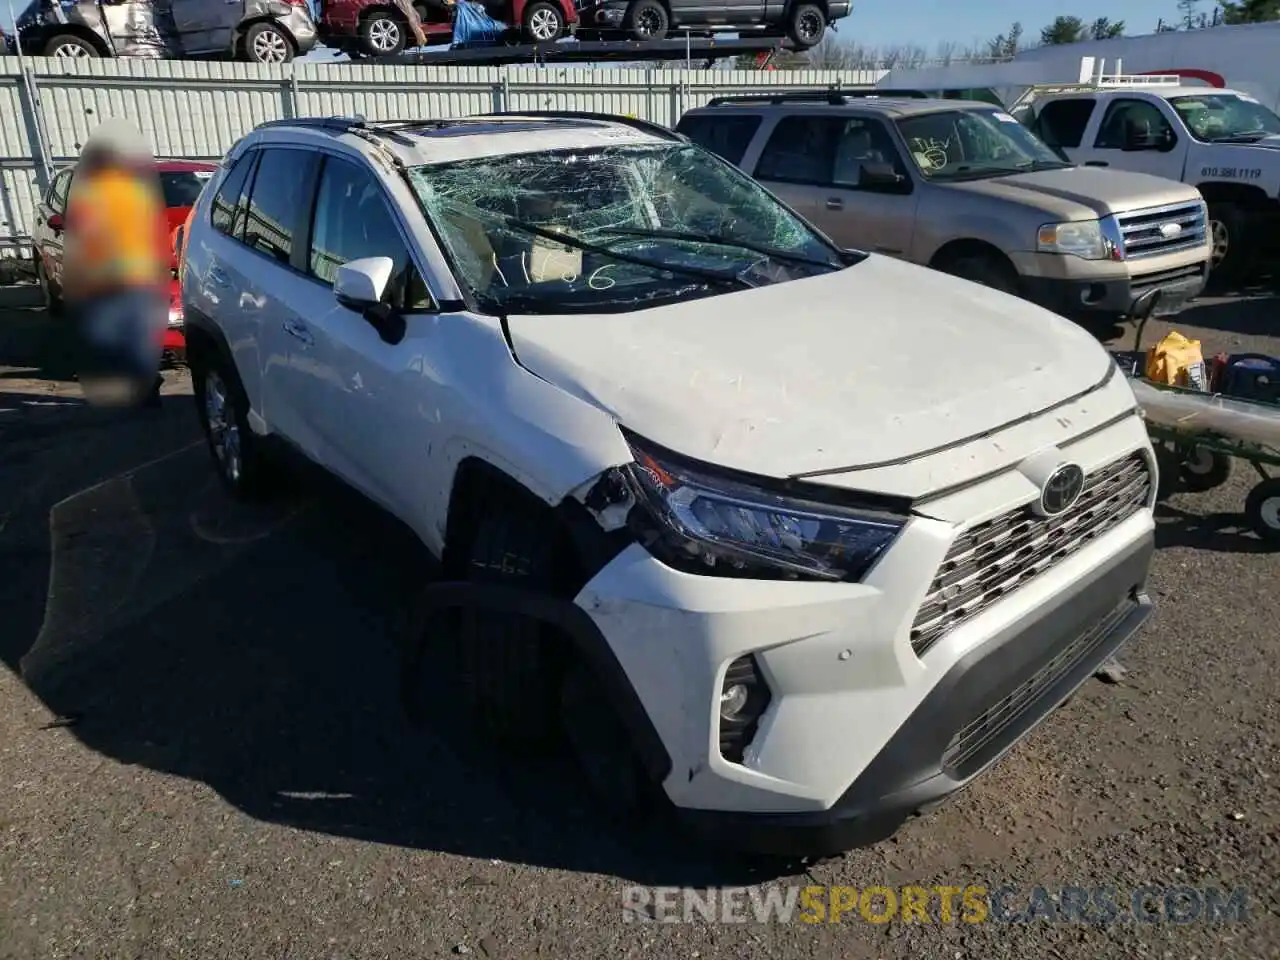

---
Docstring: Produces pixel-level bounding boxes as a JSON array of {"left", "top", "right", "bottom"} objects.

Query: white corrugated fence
[{"left": 0, "top": 56, "right": 887, "bottom": 255}]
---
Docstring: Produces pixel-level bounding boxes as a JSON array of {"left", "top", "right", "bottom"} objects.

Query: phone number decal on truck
[{"left": 1200, "top": 167, "right": 1264, "bottom": 180}]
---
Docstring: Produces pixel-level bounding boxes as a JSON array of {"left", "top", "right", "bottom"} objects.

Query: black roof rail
[
  {"left": 254, "top": 116, "right": 368, "bottom": 132},
  {"left": 472, "top": 110, "right": 686, "bottom": 142},
  {"left": 704, "top": 88, "right": 930, "bottom": 108}
]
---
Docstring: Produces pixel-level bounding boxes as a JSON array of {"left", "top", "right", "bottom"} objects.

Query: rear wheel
[
  {"left": 43, "top": 34, "right": 98, "bottom": 58},
  {"left": 623, "top": 0, "right": 668, "bottom": 40},
  {"left": 242, "top": 22, "right": 295, "bottom": 63},
  {"left": 35, "top": 257, "right": 63, "bottom": 317},
  {"left": 1244, "top": 478, "right": 1280, "bottom": 543},
  {"left": 359, "top": 11, "right": 408, "bottom": 55},
  {"left": 522, "top": 1, "right": 566, "bottom": 41},
  {"left": 786, "top": 2, "right": 826, "bottom": 48}
]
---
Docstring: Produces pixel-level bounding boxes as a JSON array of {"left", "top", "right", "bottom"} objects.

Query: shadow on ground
[
  {"left": 0, "top": 387, "right": 802, "bottom": 888},
  {"left": 1175, "top": 284, "right": 1279, "bottom": 338}
]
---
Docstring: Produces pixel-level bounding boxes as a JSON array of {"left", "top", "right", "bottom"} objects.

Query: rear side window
[
  {"left": 676, "top": 113, "right": 763, "bottom": 167},
  {"left": 1035, "top": 98, "right": 1096, "bottom": 149},
  {"left": 755, "top": 116, "right": 846, "bottom": 186},
  {"left": 210, "top": 151, "right": 257, "bottom": 238},
  {"left": 242, "top": 147, "right": 319, "bottom": 264}
]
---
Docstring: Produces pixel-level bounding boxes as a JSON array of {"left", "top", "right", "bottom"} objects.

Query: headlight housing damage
[{"left": 620, "top": 435, "right": 905, "bottom": 582}]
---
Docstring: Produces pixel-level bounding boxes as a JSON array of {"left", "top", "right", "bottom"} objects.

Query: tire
[
  {"left": 1205, "top": 202, "right": 1256, "bottom": 291},
  {"left": 939, "top": 253, "right": 1020, "bottom": 297},
  {"left": 786, "top": 2, "right": 826, "bottom": 48},
  {"left": 453, "top": 503, "right": 565, "bottom": 749},
  {"left": 192, "top": 355, "right": 278, "bottom": 500},
  {"left": 35, "top": 257, "right": 63, "bottom": 317},
  {"left": 242, "top": 22, "right": 295, "bottom": 63},
  {"left": 1244, "top": 478, "right": 1280, "bottom": 543},
  {"left": 559, "top": 658, "right": 655, "bottom": 821},
  {"left": 43, "top": 34, "right": 98, "bottom": 58},
  {"left": 522, "top": 0, "right": 566, "bottom": 42},
  {"left": 1178, "top": 446, "right": 1233, "bottom": 492},
  {"left": 358, "top": 11, "right": 408, "bottom": 56},
  {"left": 623, "top": 0, "right": 668, "bottom": 40}
]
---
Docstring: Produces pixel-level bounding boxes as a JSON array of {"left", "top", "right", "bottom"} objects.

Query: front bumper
[
  {"left": 1019, "top": 262, "right": 1208, "bottom": 320},
  {"left": 675, "top": 535, "right": 1153, "bottom": 856}
]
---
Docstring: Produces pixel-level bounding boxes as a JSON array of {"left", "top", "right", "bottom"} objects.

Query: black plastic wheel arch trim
[{"left": 399, "top": 580, "right": 673, "bottom": 785}]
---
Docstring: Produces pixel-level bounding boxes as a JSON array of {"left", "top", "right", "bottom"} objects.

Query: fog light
[{"left": 718, "top": 654, "right": 771, "bottom": 764}]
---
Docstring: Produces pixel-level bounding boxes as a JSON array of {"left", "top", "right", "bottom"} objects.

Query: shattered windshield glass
[{"left": 407, "top": 143, "right": 847, "bottom": 314}]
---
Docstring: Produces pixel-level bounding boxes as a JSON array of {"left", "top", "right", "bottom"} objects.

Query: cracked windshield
[
  {"left": 407, "top": 142, "right": 846, "bottom": 313},
  {"left": 1170, "top": 93, "right": 1280, "bottom": 142},
  {"left": 896, "top": 109, "right": 1072, "bottom": 180}
]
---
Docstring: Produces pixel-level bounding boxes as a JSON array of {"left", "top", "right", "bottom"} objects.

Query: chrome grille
[
  {"left": 1116, "top": 201, "right": 1207, "bottom": 260},
  {"left": 910, "top": 452, "right": 1151, "bottom": 658}
]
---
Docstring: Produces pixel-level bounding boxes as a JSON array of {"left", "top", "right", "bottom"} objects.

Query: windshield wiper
[
  {"left": 502, "top": 217, "right": 754, "bottom": 290},
  {"left": 1209, "top": 133, "right": 1270, "bottom": 143},
  {"left": 596, "top": 227, "right": 843, "bottom": 270}
]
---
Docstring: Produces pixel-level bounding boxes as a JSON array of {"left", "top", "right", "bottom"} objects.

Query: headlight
[
  {"left": 621, "top": 435, "right": 906, "bottom": 582},
  {"left": 1037, "top": 219, "right": 1108, "bottom": 259}
]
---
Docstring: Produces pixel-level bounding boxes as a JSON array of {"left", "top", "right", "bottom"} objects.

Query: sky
[{"left": 846, "top": 0, "right": 1184, "bottom": 52}]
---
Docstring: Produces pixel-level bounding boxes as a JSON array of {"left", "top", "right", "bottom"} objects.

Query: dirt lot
[{"left": 1, "top": 287, "right": 1278, "bottom": 960}]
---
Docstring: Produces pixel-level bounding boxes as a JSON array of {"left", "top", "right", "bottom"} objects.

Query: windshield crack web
[{"left": 408, "top": 144, "right": 825, "bottom": 312}]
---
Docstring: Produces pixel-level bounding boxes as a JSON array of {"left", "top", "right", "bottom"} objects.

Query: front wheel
[
  {"left": 193, "top": 359, "right": 279, "bottom": 500},
  {"left": 1206, "top": 202, "right": 1256, "bottom": 290},
  {"left": 1244, "top": 478, "right": 1280, "bottom": 543},
  {"left": 1178, "top": 446, "right": 1233, "bottom": 492},
  {"left": 939, "top": 254, "right": 1020, "bottom": 297},
  {"left": 522, "top": 1, "right": 566, "bottom": 41},
  {"left": 359, "top": 12, "right": 407, "bottom": 55},
  {"left": 43, "top": 34, "right": 98, "bottom": 58},
  {"left": 242, "top": 22, "right": 295, "bottom": 63},
  {"left": 786, "top": 2, "right": 826, "bottom": 48},
  {"left": 623, "top": 0, "right": 668, "bottom": 40}
]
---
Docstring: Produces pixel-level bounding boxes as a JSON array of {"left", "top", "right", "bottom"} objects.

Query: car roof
[
  {"left": 688, "top": 97, "right": 1000, "bottom": 119},
  {"left": 252, "top": 115, "right": 674, "bottom": 167},
  {"left": 1039, "top": 84, "right": 1247, "bottom": 100}
]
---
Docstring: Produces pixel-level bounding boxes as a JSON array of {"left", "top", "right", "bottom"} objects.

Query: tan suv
[{"left": 676, "top": 92, "right": 1212, "bottom": 322}]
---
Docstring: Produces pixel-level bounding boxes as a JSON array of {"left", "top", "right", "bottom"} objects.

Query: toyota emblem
[{"left": 1038, "top": 463, "right": 1086, "bottom": 516}]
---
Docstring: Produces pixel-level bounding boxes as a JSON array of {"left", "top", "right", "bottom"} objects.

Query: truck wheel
[
  {"left": 43, "top": 34, "right": 98, "bottom": 58},
  {"left": 522, "top": 1, "right": 565, "bottom": 41},
  {"left": 193, "top": 357, "right": 280, "bottom": 500},
  {"left": 243, "top": 22, "right": 295, "bottom": 63},
  {"left": 786, "top": 3, "right": 826, "bottom": 48},
  {"left": 1178, "top": 446, "right": 1233, "bottom": 492},
  {"left": 1206, "top": 202, "right": 1256, "bottom": 290},
  {"left": 1244, "top": 478, "right": 1280, "bottom": 543},
  {"left": 940, "top": 254, "right": 1020, "bottom": 297},
  {"left": 455, "top": 503, "right": 565, "bottom": 749},
  {"left": 623, "top": 0, "right": 668, "bottom": 40},
  {"left": 359, "top": 11, "right": 408, "bottom": 55},
  {"left": 35, "top": 257, "right": 63, "bottom": 316}
]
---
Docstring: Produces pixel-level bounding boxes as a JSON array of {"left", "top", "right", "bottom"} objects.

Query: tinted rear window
[
  {"left": 676, "top": 113, "right": 762, "bottom": 166},
  {"left": 160, "top": 170, "right": 214, "bottom": 208}
]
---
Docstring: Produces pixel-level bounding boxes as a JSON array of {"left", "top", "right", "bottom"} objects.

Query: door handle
[
  {"left": 207, "top": 266, "right": 230, "bottom": 286},
  {"left": 825, "top": 197, "right": 844, "bottom": 211},
  {"left": 1084, "top": 161, "right": 1109, "bottom": 167},
  {"left": 283, "top": 319, "right": 314, "bottom": 346}
]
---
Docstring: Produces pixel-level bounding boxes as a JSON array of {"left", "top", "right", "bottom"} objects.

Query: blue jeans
[{"left": 72, "top": 288, "right": 166, "bottom": 386}]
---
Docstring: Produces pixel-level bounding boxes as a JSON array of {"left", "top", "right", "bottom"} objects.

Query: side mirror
[
  {"left": 858, "top": 162, "right": 909, "bottom": 193},
  {"left": 334, "top": 256, "right": 405, "bottom": 345},
  {"left": 47, "top": 212, "right": 64, "bottom": 231}
]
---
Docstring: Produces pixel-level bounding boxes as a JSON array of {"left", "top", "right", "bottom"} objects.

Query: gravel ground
[{"left": 1, "top": 289, "right": 1278, "bottom": 960}]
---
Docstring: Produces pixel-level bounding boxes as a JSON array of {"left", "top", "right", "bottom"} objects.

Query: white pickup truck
[{"left": 1011, "top": 71, "right": 1280, "bottom": 286}]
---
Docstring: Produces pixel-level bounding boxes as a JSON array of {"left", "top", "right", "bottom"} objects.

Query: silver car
[{"left": 12, "top": 0, "right": 317, "bottom": 63}]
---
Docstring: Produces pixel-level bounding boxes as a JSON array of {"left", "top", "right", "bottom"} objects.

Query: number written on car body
[{"left": 1199, "top": 167, "right": 1264, "bottom": 180}]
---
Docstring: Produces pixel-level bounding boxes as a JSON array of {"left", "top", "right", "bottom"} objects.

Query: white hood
[{"left": 505, "top": 255, "right": 1113, "bottom": 480}]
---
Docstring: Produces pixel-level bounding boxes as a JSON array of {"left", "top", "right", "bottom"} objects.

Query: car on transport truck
[
  {"left": 677, "top": 92, "right": 1213, "bottom": 325},
  {"left": 179, "top": 111, "right": 1158, "bottom": 856}
]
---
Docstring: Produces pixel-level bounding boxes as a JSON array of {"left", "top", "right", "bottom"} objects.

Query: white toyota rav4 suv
[{"left": 181, "top": 112, "right": 1158, "bottom": 857}]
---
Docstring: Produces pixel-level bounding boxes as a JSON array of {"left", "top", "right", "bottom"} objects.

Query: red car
[
  {"left": 31, "top": 159, "right": 216, "bottom": 365},
  {"left": 317, "top": 0, "right": 577, "bottom": 57}
]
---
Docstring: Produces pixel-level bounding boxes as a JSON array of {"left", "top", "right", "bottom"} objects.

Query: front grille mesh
[
  {"left": 910, "top": 452, "right": 1151, "bottom": 658},
  {"left": 1117, "top": 201, "right": 1207, "bottom": 260}
]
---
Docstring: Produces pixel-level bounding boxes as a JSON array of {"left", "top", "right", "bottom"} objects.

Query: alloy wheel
[
  {"left": 1210, "top": 219, "right": 1229, "bottom": 268},
  {"left": 53, "top": 41, "right": 91, "bottom": 58},
  {"left": 528, "top": 8, "right": 560, "bottom": 39},
  {"left": 251, "top": 29, "right": 290, "bottom": 63},
  {"left": 797, "top": 8, "right": 823, "bottom": 42},
  {"left": 636, "top": 8, "right": 662, "bottom": 36},
  {"left": 369, "top": 17, "right": 402, "bottom": 51},
  {"left": 204, "top": 370, "right": 243, "bottom": 486}
]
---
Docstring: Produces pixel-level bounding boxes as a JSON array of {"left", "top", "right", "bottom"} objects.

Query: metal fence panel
[{"left": 0, "top": 56, "right": 887, "bottom": 250}]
